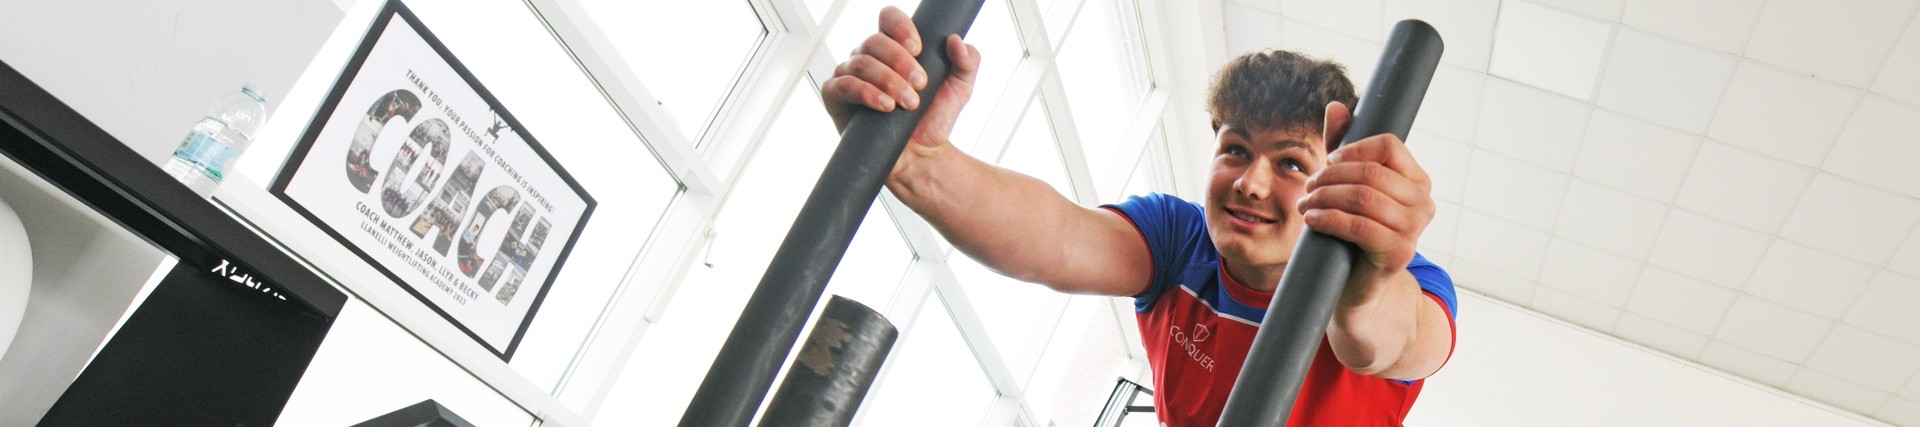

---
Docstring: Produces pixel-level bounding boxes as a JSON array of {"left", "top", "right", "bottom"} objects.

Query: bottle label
[{"left": 171, "top": 130, "right": 232, "bottom": 180}]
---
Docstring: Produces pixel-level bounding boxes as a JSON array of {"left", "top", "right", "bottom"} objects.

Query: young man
[{"left": 822, "top": 7, "right": 1456, "bottom": 426}]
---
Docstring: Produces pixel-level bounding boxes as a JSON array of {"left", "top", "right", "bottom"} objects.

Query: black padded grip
[{"left": 1216, "top": 19, "right": 1443, "bottom": 427}]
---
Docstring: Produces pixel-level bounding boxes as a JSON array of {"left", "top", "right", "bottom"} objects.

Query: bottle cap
[{"left": 240, "top": 83, "right": 267, "bottom": 103}]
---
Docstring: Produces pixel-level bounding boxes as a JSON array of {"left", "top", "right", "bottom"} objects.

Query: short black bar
[
  {"left": 677, "top": 2, "right": 986, "bottom": 426},
  {"left": 1215, "top": 19, "right": 1443, "bottom": 427},
  {"left": 759, "top": 296, "right": 899, "bottom": 426}
]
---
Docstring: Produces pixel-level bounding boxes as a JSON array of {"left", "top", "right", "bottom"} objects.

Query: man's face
[{"left": 1205, "top": 123, "right": 1329, "bottom": 272}]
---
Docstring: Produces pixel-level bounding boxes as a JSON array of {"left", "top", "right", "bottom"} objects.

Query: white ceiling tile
[
  {"left": 1573, "top": 110, "right": 1699, "bottom": 202},
  {"left": 1228, "top": 0, "right": 1282, "bottom": 13},
  {"left": 1780, "top": 174, "right": 1920, "bottom": 264},
  {"left": 1539, "top": 238, "right": 1642, "bottom": 306},
  {"left": 1223, "top": 1, "right": 1283, "bottom": 55},
  {"left": 1279, "top": 0, "right": 1382, "bottom": 42},
  {"left": 1420, "top": 200, "right": 1462, "bottom": 254},
  {"left": 1278, "top": 18, "right": 1384, "bottom": 92},
  {"left": 1906, "top": 375, "right": 1920, "bottom": 402},
  {"left": 1823, "top": 97, "right": 1920, "bottom": 199},
  {"left": 1455, "top": 209, "right": 1552, "bottom": 280},
  {"left": 1699, "top": 340, "right": 1798, "bottom": 387},
  {"left": 1529, "top": 285, "right": 1621, "bottom": 331},
  {"left": 1844, "top": 272, "right": 1920, "bottom": 346},
  {"left": 1488, "top": 1, "right": 1613, "bottom": 100},
  {"left": 1526, "top": 0, "right": 1626, "bottom": 21},
  {"left": 1411, "top": 64, "right": 1486, "bottom": 142},
  {"left": 1613, "top": 312, "right": 1710, "bottom": 359},
  {"left": 1620, "top": 0, "right": 1767, "bottom": 54},
  {"left": 1785, "top": 369, "right": 1894, "bottom": 416},
  {"left": 1407, "top": 131, "right": 1472, "bottom": 203},
  {"left": 1464, "top": 149, "right": 1570, "bottom": 231},
  {"left": 1555, "top": 179, "right": 1668, "bottom": 258},
  {"left": 1626, "top": 267, "right": 1737, "bottom": 335},
  {"left": 1876, "top": 398, "right": 1920, "bottom": 427},
  {"left": 1674, "top": 142, "right": 1816, "bottom": 232},
  {"left": 1595, "top": 29, "right": 1738, "bottom": 133},
  {"left": 1647, "top": 210, "right": 1772, "bottom": 288},
  {"left": 1892, "top": 231, "right": 1920, "bottom": 283},
  {"left": 1474, "top": 78, "right": 1591, "bottom": 171},
  {"left": 1707, "top": 63, "right": 1862, "bottom": 167},
  {"left": 1383, "top": 0, "right": 1500, "bottom": 71},
  {"left": 1873, "top": 15, "right": 1920, "bottom": 105},
  {"left": 1450, "top": 259, "right": 1537, "bottom": 305},
  {"left": 1746, "top": 240, "right": 1876, "bottom": 318},
  {"left": 1806, "top": 325, "right": 1920, "bottom": 392},
  {"left": 1714, "top": 296, "right": 1835, "bottom": 362},
  {"left": 1743, "top": 0, "right": 1919, "bottom": 88}
]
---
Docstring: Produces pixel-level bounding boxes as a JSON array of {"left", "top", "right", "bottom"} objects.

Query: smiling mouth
[{"left": 1228, "top": 210, "right": 1276, "bottom": 224}]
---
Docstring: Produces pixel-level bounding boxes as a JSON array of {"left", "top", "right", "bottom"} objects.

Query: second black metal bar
[
  {"left": 1215, "top": 19, "right": 1444, "bottom": 427},
  {"left": 758, "top": 296, "right": 898, "bottom": 426},
  {"left": 678, "top": 2, "right": 986, "bottom": 426}
]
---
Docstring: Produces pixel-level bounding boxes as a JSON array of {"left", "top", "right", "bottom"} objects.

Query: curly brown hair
[{"left": 1207, "top": 50, "right": 1358, "bottom": 141}]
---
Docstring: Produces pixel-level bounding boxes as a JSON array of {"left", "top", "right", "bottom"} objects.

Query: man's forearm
[{"left": 886, "top": 137, "right": 1145, "bottom": 295}]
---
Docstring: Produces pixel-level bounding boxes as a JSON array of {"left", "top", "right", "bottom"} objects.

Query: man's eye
[
  {"left": 1282, "top": 158, "right": 1305, "bottom": 172},
  {"left": 1223, "top": 146, "right": 1249, "bottom": 158}
]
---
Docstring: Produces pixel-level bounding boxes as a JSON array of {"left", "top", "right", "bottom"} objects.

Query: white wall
[
  {"left": 0, "top": 0, "right": 340, "bottom": 165},
  {"left": 1407, "top": 291, "right": 1885, "bottom": 426}
]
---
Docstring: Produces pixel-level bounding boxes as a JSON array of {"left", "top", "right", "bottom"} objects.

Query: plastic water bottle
[{"left": 163, "top": 84, "right": 268, "bottom": 197}]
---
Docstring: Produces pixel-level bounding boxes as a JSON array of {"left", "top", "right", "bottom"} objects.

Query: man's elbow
[{"left": 1332, "top": 345, "right": 1397, "bottom": 377}]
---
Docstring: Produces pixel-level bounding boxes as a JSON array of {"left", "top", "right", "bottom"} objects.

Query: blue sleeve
[
  {"left": 1100, "top": 193, "right": 1208, "bottom": 313},
  {"left": 1408, "top": 252, "right": 1457, "bottom": 319}
]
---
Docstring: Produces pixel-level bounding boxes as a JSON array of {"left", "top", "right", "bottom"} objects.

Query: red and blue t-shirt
[{"left": 1105, "top": 193, "right": 1458, "bottom": 427}]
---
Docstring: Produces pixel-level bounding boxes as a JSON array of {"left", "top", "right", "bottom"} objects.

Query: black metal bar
[
  {"left": 678, "top": 2, "right": 986, "bottom": 425},
  {"left": 1215, "top": 19, "right": 1443, "bottom": 427},
  {"left": 758, "top": 296, "right": 899, "bottom": 426}
]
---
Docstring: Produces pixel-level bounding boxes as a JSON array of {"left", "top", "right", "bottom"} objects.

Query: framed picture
[{"left": 272, "top": 0, "right": 594, "bottom": 360}]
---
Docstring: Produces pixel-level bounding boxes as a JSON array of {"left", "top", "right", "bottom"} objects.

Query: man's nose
[{"left": 1234, "top": 162, "right": 1272, "bottom": 200}]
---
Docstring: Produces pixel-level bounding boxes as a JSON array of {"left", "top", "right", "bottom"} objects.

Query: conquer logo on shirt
[{"left": 1170, "top": 323, "right": 1216, "bottom": 372}]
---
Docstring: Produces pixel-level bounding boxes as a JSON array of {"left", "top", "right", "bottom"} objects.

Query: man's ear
[{"left": 1322, "top": 101, "right": 1352, "bottom": 152}]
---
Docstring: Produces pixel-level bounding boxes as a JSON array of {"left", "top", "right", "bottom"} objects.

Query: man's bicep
[{"left": 1038, "top": 207, "right": 1154, "bottom": 297}]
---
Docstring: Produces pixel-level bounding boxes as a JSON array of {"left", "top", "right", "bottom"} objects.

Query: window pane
[
  {"left": 857, "top": 291, "right": 999, "bottom": 425},
  {"left": 579, "top": 0, "right": 763, "bottom": 141},
  {"left": 994, "top": 97, "right": 1075, "bottom": 197},
  {"left": 1056, "top": 0, "right": 1150, "bottom": 199},
  {"left": 391, "top": 0, "right": 682, "bottom": 399},
  {"left": 828, "top": 0, "right": 921, "bottom": 60},
  {"left": 951, "top": 254, "right": 1070, "bottom": 386},
  {"left": 1113, "top": 124, "right": 1165, "bottom": 202},
  {"left": 595, "top": 82, "right": 911, "bottom": 425},
  {"left": 1024, "top": 296, "right": 1134, "bottom": 426},
  {"left": 949, "top": 0, "right": 1025, "bottom": 148},
  {"left": 1043, "top": 0, "right": 1083, "bottom": 48},
  {"left": 806, "top": 0, "right": 833, "bottom": 24}
]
